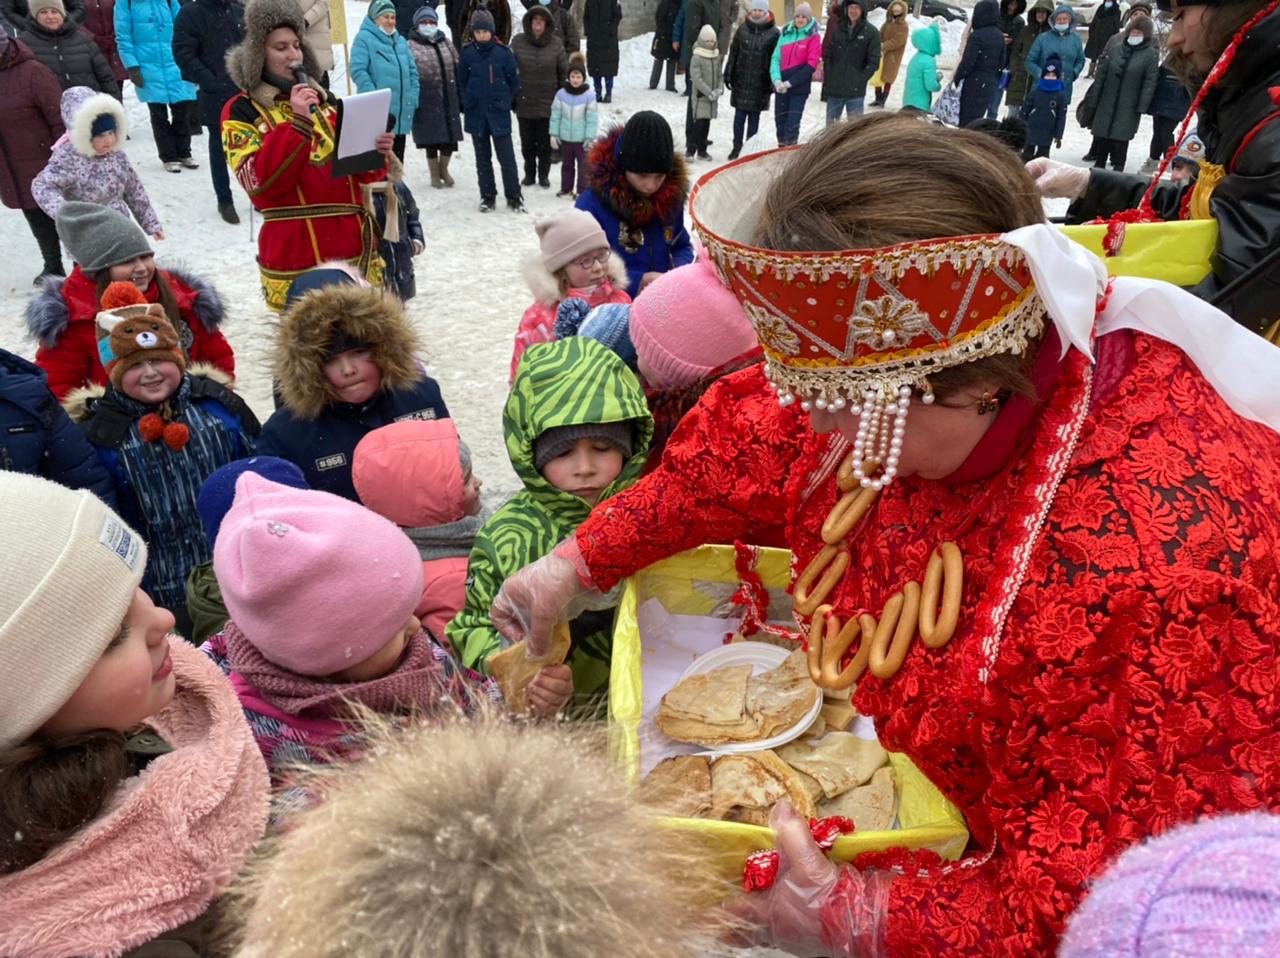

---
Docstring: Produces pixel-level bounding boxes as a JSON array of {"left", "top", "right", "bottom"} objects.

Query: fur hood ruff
[
  {"left": 64, "top": 88, "right": 128, "bottom": 158},
  {"left": 586, "top": 126, "right": 690, "bottom": 230},
  {"left": 273, "top": 284, "right": 423, "bottom": 419},
  {"left": 521, "top": 251, "right": 629, "bottom": 305},
  {"left": 62, "top": 363, "right": 235, "bottom": 423}
]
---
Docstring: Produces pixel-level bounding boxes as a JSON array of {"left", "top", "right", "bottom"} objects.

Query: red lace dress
[{"left": 576, "top": 331, "right": 1280, "bottom": 955}]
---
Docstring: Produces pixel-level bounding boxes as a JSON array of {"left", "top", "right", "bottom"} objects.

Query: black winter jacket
[
  {"left": 726, "top": 14, "right": 779, "bottom": 112},
  {"left": 375, "top": 181, "right": 423, "bottom": 302},
  {"left": 955, "top": 0, "right": 1005, "bottom": 126},
  {"left": 18, "top": 19, "right": 117, "bottom": 93},
  {"left": 0, "top": 348, "right": 116, "bottom": 507},
  {"left": 1085, "top": 0, "right": 1122, "bottom": 59},
  {"left": 171, "top": 0, "right": 244, "bottom": 127},
  {"left": 1, "top": 0, "right": 84, "bottom": 32},
  {"left": 583, "top": 0, "right": 620, "bottom": 77},
  {"left": 1069, "top": 9, "right": 1280, "bottom": 335},
  {"left": 822, "top": 0, "right": 880, "bottom": 100},
  {"left": 511, "top": 5, "right": 566, "bottom": 119},
  {"left": 1088, "top": 31, "right": 1157, "bottom": 142},
  {"left": 652, "top": 0, "right": 680, "bottom": 61}
]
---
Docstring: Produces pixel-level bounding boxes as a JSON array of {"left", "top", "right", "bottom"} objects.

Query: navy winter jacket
[
  {"left": 457, "top": 38, "right": 519, "bottom": 137},
  {"left": 256, "top": 376, "right": 450, "bottom": 501},
  {"left": 0, "top": 347, "right": 116, "bottom": 507},
  {"left": 375, "top": 180, "right": 424, "bottom": 302}
]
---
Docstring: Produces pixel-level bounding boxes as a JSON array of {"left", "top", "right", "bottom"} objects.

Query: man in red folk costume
[{"left": 490, "top": 114, "right": 1280, "bottom": 956}]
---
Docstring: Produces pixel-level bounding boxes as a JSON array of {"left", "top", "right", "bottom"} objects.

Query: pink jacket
[
  {"left": 352, "top": 418, "right": 483, "bottom": 640},
  {"left": 0, "top": 639, "right": 269, "bottom": 958},
  {"left": 775, "top": 29, "right": 823, "bottom": 77},
  {"left": 509, "top": 251, "right": 631, "bottom": 384}
]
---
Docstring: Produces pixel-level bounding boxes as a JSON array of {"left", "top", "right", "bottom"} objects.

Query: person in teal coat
[
  {"left": 113, "top": 0, "right": 198, "bottom": 171},
  {"left": 1025, "top": 4, "right": 1084, "bottom": 103},
  {"left": 351, "top": 0, "right": 421, "bottom": 160},
  {"left": 901, "top": 22, "right": 941, "bottom": 112}
]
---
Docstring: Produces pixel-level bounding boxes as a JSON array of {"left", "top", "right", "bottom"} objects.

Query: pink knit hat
[
  {"left": 213, "top": 474, "right": 424, "bottom": 676},
  {"left": 629, "top": 254, "right": 759, "bottom": 390},
  {"left": 536, "top": 209, "right": 608, "bottom": 273}
]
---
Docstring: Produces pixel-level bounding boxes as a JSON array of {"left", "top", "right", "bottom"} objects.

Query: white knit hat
[{"left": 0, "top": 473, "right": 146, "bottom": 750}]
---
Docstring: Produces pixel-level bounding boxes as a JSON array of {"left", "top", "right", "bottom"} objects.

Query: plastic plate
[{"left": 670, "top": 642, "right": 823, "bottom": 756}]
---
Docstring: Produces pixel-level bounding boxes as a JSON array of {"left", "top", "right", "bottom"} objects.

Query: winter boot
[
  {"left": 522, "top": 159, "right": 536, "bottom": 187},
  {"left": 428, "top": 157, "right": 444, "bottom": 188},
  {"left": 728, "top": 145, "right": 742, "bottom": 160},
  {"left": 507, "top": 194, "right": 526, "bottom": 212},
  {"left": 439, "top": 153, "right": 456, "bottom": 187},
  {"left": 218, "top": 203, "right": 240, "bottom": 225},
  {"left": 872, "top": 87, "right": 887, "bottom": 108},
  {"left": 479, "top": 195, "right": 497, "bottom": 212}
]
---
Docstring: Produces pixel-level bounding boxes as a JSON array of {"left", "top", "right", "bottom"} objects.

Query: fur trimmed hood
[
  {"left": 521, "top": 251, "right": 629, "bottom": 305},
  {"left": 61, "top": 364, "right": 237, "bottom": 423},
  {"left": 273, "top": 284, "right": 423, "bottom": 419},
  {"left": 62, "top": 87, "right": 127, "bottom": 158},
  {"left": 26, "top": 264, "right": 226, "bottom": 348},
  {"left": 585, "top": 126, "right": 689, "bottom": 230},
  {"left": 229, "top": 711, "right": 721, "bottom": 958},
  {"left": 225, "top": 0, "right": 326, "bottom": 109}
]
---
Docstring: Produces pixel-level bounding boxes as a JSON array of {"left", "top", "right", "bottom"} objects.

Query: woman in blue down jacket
[{"left": 351, "top": 0, "right": 420, "bottom": 162}]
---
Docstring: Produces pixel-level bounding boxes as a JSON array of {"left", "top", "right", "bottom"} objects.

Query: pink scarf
[
  {"left": 223, "top": 621, "right": 465, "bottom": 718},
  {"left": 0, "top": 639, "right": 269, "bottom": 958}
]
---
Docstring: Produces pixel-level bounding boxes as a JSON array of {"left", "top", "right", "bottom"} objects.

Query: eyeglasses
[{"left": 572, "top": 250, "right": 611, "bottom": 270}]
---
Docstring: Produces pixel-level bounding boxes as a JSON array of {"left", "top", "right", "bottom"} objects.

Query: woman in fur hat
[
  {"left": 490, "top": 113, "right": 1280, "bottom": 953},
  {"left": 0, "top": 472, "right": 269, "bottom": 958},
  {"left": 220, "top": 0, "right": 397, "bottom": 311},
  {"left": 256, "top": 269, "right": 451, "bottom": 501}
]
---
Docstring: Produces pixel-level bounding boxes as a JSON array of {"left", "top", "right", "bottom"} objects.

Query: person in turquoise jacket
[
  {"left": 901, "top": 22, "right": 941, "bottom": 112},
  {"left": 351, "top": 0, "right": 421, "bottom": 161},
  {"left": 113, "top": 0, "right": 198, "bottom": 172},
  {"left": 1025, "top": 4, "right": 1084, "bottom": 103}
]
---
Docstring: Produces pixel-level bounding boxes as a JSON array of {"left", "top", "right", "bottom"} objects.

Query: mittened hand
[{"left": 1025, "top": 157, "right": 1091, "bottom": 199}]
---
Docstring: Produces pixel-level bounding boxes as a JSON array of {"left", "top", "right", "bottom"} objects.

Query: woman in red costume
[{"left": 491, "top": 113, "right": 1280, "bottom": 955}]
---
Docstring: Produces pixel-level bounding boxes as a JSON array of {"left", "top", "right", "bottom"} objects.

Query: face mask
[
  {"left": 418, "top": 22, "right": 436, "bottom": 35},
  {"left": 380, "top": 23, "right": 396, "bottom": 35},
  {"left": 1052, "top": 21, "right": 1070, "bottom": 32},
  {"left": 1127, "top": 34, "right": 1143, "bottom": 44}
]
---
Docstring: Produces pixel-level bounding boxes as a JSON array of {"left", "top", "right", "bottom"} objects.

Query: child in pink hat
[
  {"left": 627, "top": 253, "right": 761, "bottom": 462},
  {"left": 203, "top": 473, "right": 479, "bottom": 776}
]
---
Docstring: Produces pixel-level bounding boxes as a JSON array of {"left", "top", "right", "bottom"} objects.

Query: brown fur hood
[
  {"left": 273, "top": 284, "right": 423, "bottom": 419},
  {"left": 227, "top": 710, "right": 727, "bottom": 958}
]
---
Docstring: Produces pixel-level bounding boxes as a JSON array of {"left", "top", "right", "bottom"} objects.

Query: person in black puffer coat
[
  {"left": 954, "top": 0, "right": 1005, "bottom": 127},
  {"left": 511, "top": 3, "right": 566, "bottom": 189},
  {"left": 725, "top": 0, "right": 778, "bottom": 158},
  {"left": 1082, "top": 14, "right": 1158, "bottom": 171},
  {"left": 1084, "top": 0, "right": 1122, "bottom": 76},
  {"left": 0, "top": 347, "right": 116, "bottom": 507},
  {"left": 821, "top": 0, "right": 880, "bottom": 123},
  {"left": 1035, "top": 0, "right": 1280, "bottom": 339},
  {"left": 18, "top": 1, "right": 117, "bottom": 94},
  {"left": 583, "top": 0, "right": 620, "bottom": 102},
  {"left": 172, "top": 0, "right": 245, "bottom": 224},
  {"left": 989, "top": 0, "right": 1026, "bottom": 117},
  {"left": 650, "top": 0, "right": 680, "bottom": 91},
  {"left": 1, "top": 0, "right": 83, "bottom": 31}
]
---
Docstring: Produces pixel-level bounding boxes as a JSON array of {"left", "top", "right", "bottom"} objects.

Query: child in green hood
[{"left": 447, "top": 337, "right": 652, "bottom": 716}]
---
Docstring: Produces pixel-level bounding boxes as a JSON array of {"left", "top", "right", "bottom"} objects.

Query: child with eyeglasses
[{"left": 510, "top": 209, "right": 631, "bottom": 385}]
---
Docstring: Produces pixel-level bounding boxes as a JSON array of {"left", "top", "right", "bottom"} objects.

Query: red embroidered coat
[{"left": 576, "top": 331, "right": 1280, "bottom": 955}]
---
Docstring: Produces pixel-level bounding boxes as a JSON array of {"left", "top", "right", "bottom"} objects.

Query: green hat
[{"left": 369, "top": 0, "right": 396, "bottom": 19}]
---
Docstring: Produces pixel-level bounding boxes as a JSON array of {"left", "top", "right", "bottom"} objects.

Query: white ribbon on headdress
[{"left": 1002, "top": 223, "right": 1280, "bottom": 433}]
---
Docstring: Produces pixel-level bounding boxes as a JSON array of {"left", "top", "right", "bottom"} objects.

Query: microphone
[{"left": 290, "top": 63, "right": 317, "bottom": 114}]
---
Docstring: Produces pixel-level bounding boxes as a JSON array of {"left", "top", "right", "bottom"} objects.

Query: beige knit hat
[
  {"left": 535, "top": 209, "right": 608, "bottom": 273},
  {"left": 0, "top": 473, "right": 147, "bottom": 751}
]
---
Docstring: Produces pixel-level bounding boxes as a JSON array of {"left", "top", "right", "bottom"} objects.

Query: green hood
[
  {"left": 912, "top": 23, "right": 942, "bottom": 56},
  {"left": 504, "top": 337, "right": 654, "bottom": 526},
  {"left": 780, "top": 17, "right": 818, "bottom": 42}
]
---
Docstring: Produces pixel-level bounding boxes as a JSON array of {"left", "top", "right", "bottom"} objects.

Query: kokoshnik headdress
[{"left": 688, "top": 148, "right": 1280, "bottom": 488}]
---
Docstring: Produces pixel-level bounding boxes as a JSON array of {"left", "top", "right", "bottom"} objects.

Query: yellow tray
[{"left": 608, "top": 545, "right": 969, "bottom": 873}]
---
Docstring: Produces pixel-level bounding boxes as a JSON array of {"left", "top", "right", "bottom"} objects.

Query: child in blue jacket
[
  {"left": 575, "top": 111, "right": 693, "bottom": 293},
  {"left": 1020, "top": 54, "right": 1067, "bottom": 160}
]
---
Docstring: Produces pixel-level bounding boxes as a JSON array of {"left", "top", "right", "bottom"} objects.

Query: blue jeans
[
  {"left": 733, "top": 109, "right": 760, "bottom": 148},
  {"left": 593, "top": 75, "right": 614, "bottom": 98},
  {"left": 986, "top": 83, "right": 1004, "bottom": 119},
  {"left": 825, "top": 96, "right": 864, "bottom": 125},
  {"left": 471, "top": 131, "right": 521, "bottom": 201},
  {"left": 207, "top": 124, "right": 232, "bottom": 206},
  {"left": 774, "top": 90, "right": 807, "bottom": 145}
]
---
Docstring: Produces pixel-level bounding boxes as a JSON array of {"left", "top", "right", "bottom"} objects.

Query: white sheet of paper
[{"left": 336, "top": 89, "right": 392, "bottom": 159}]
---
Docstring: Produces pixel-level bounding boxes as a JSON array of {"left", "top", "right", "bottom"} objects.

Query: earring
[{"left": 976, "top": 391, "right": 1000, "bottom": 415}]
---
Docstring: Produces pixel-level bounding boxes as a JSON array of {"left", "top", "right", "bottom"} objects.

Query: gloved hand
[
  {"left": 726, "top": 803, "right": 893, "bottom": 957},
  {"left": 490, "top": 537, "right": 595, "bottom": 658},
  {"left": 774, "top": 80, "right": 790, "bottom": 93},
  {"left": 550, "top": 136, "right": 560, "bottom": 149},
  {"left": 710, "top": 87, "right": 722, "bottom": 100},
  {"left": 1025, "top": 156, "right": 1091, "bottom": 200},
  {"left": 127, "top": 66, "right": 144, "bottom": 88}
]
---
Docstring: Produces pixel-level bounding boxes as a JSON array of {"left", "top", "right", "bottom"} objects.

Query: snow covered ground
[{"left": 0, "top": 3, "right": 1138, "bottom": 509}]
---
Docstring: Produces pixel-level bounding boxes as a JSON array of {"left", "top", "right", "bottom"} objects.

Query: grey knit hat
[
  {"left": 458, "top": 437, "right": 472, "bottom": 477},
  {"left": 534, "top": 422, "right": 633, "bottom": 473},
  {"left": 470, "top": 2, "right": 496, "bottom": 32},
  {"left": 55, "top": 202, "right": 152, "bottom": 274}
]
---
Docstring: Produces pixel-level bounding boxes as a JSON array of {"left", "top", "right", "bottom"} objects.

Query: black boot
[{"left": 728, "top": 144, "right": 742, "bottom": 160}]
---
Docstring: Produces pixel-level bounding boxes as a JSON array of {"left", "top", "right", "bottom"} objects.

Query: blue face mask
[
  {"left": 1052, "top": 20, "right": 1070, "bottom": 32},
  {"left": 1126, "top": 34, "right": 1143, "bottom": 44},
  {"left": 418, "top": 22, "right": 436, "bottom": 35}
]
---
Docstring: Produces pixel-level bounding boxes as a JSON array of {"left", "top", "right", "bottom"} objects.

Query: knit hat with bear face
[{"left": 95, "top": 281, "right": 186, "bottom": 392}]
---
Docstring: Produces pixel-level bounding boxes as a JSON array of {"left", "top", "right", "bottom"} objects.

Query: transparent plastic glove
[
  {"left": 726, "top": 803, "right": 892, "bottom": 957},
  {"left": 490, "top": 537, "right": 597, "bottom": 658},
  {"left": 1025, "top": 156, "right": 1091, "bottom": 200}
]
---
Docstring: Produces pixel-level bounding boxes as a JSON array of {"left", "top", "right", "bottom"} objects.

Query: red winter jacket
[
  {"left": 26, "top": 264, "right": 235, "bottom": 401},
  {"left": 575, "top": 331, "right": 1280, "bottom": 955}
]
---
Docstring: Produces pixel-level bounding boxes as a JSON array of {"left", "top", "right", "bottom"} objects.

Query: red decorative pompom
[
  {"left": 162, "top": 422, "right": 190, "bottom": 451},
  {"left": 138, "top": 412, "right": 166, "bottom": 442},
  {"left": 742, "top": 849, "right": 780, "bottom": 891},
  {"left": 100, "top": 281, "right": 148, "bottom": 310},
  {"left": 1270, "top": 86, "right": 1280, "bottom": 106},
  {"left": 809, "top": 815, "right": 856, "bottom": 851}
]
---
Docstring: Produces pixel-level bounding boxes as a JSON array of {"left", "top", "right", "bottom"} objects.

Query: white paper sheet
[{"left": 335, "top": 88, "right": 392, "bottom": 159}]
